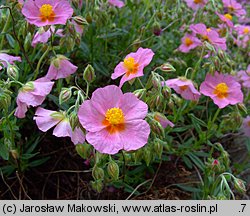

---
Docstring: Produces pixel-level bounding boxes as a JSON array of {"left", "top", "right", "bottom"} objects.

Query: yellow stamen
[
  {"left": 180, "top": 85, "right": 188, "bottom": 91},
  {"left": 224, "top": 13, "right": 232, "bottom": 20},
  {"left": 213, "top": 83, "right": 229, "bottom": 99},
  {"left": 123, "top": 57, "right": 139, "bottom": 76},
  {"left": 248, "top": 121, "right": 250, "bottom": 127},
  {"left": 185, "top": 37, "right": 193, "bottom": 46},
  {"left": 243, "top": 27, "right": 249, "bottom": 34},
  {"left": 39, "top": 4, "right": 55, "bottom": 22},
  {"left": 103, "top": 108, "right": 125, "bottom": 134}
]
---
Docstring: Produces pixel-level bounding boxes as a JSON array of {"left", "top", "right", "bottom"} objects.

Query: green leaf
[
  {"left": 0, "top": 141, "right": 9, "bottom": 160},
  {"left": 187, "top": 152, "right": 205, "bottom": 171},
  {"left": 176, "top": 184, "right": 201, "bottom": 193},
  {"left": 182, "top": 156, "right": 193, "bottom": 169}
]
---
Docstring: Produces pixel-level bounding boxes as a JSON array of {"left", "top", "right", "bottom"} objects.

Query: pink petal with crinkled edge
[
  {"left": 91, "top": 85, "right": 123, "bottom": 115},
  {"left": 118, "top": 92, "right": 148, "bottom": 121},
  {"left": 14, "top": 98, "right": 28, "bottom": 118},
  {"left": 70, "top": 127, "right": 85, "bottom": 145},
  {"left": 17, "top": 91, "right": 45, "bottom": 106},
  {"left": 32, "top": 28, "right": 52, "bottom": 47},
  {"left": 33, "top": 107, "right": 60, "bottom": 132},
  {"left": 32, "top": 78, "right": 54, "bottom": 96},
  {"left": 54, "top": 59, "right": 78, "bottom": 79},
  {"left": 78, "top": 100, "right": 106, "bottom": 132},
  {"left": 86, "top": 129, "right": 122, "bottom": 154},
  {"left": 120, "top": 120, "right": 150, "bottom": 152},
  {"left": 111, "top": 62, "right": 126, "bottom": 80},
  {"left": 53, "top": 120, "right": 71, "bottom": 137},
  {"left": 108, "top": 0, "right": 125, "bottom": 8}
]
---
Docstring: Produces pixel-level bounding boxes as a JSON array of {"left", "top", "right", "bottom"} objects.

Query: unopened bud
[
  {"left": 83, "top": 64, "right": 95, "bottom": 83},
  {"left": 73, "top": 16, "right": 88, "bottom": 26},
  {"left": 10, "top": 149, "right": 19, "bottom": 160},
  {"left": 160, "top": 63, "right": 176, "bottom": 72},
  {"left": 69, "top": 111, "right": 79, "bottom": 131},
  {"left": 152, "top": 21, "right": 162, "bottom": 36},
  {"left": 154, "top": 141, "right": 163, "bottom": 158},
  {"left": 92, "top": 165, "right": 104, "bottom": 180},
  {"left": 59, "top": 88, "right": 72, "bottom": 104},
  {"left": 162, "top": 85, "right": 171, "bottom": 98},
  {"left": 237, "top": 103, "right": 248, "bottom": 114},
  {"left": 133, "top": 88, "right": 146, "bottom": 99},
  {"left": 86, "top": 13, "right": 92, "bottom": 24},
  {"left": 143, "top": 149, "right": 151, "bottom": 166},
  {"left": 107, "top": 160, "right": 119, "bottom": 181},
  {"left": 234, "top": 178, "right": 246, "bottom": 193},
  {"left": 7, "top": 65, "right": 19, "bottom": 80}
]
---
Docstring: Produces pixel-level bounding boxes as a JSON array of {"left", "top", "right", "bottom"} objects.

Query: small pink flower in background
[
  {"left": 0, "top": 53, "right": 21, "bottom": 70},
  {"left": 153, "top": 112, "right": 174, "bottom": 128},
  {"left": 34, "top": 107, "right": 85, "bottom": 144},
  {"left": 78, "top": 85, "right": 150, "bottom": 154},
  {"left": 235, "top": 25, "right": 250, "bottom": 36},
  {"left": 179, "top": 33, "right": 202, "bottom": 53},
  {"left": 22, "top": 0, "right": 73, "bottom": 27},
  {"left": 184, "top": 0, "right": 208, "bottom": 10},
  {"left": 200, "top": 72, "right": 243, "bottom": 109},
  {"left": 32, "top": 26, "right": 63, "bottom": 47},
  {"left": 222, "top": 0, "right": 246, "bottom": 17},
  {"left": 242, "top": 116, "right": 250, "bottom": 137},
  {"left": 190, "top": 23, "right": 227, "bottom": 50},
  {"left": 237, "top": 65, "right": 250, "bottom": 88},
  {"left": 108, "top": 0, "right": 125, "bottom": 8},
  {"left": 163, "top": 77, "right": 201, "bottom": 101},
  {"left": 14, "top": 78, "right": 54, "bottom": 118},
  {"left": 45, "top": 55, "right": 78, "bottom": 80},
  {"left": 111, "top": 47, "right": 154, "bottom": 88},
  {"left": 216, "top": 12, "right": 234, "bottom": 28}
]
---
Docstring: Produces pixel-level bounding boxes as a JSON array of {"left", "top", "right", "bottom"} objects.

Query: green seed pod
[
  {"left": 92, "top": 165, "right": 105, "bottom": 180},
  {"left": 83, "top": 64, "right": 96, "bottom": 83},
  {"left": 154, "top": 141, "right": 163, "bottom": 158},
  {"left": 69, "top": 112, "right": 79, "bottom": 131},
  {"left": 75, "top": 143, "right": 91, "bottom": 160},
  {"left": 143, "top": 148, "right": 152, "bottom": 166},
  {"left": 133, "top": 88, "right": 146, "bottom": 99},
  {"left": 107, "top": 160, "right": 119, "bottom": 181},
  {"left": 90, "top": 180, "right": 103, "bottom": 193},
  {"left": 73, "top": 16, "right": 89, "bottom": 26},
  {"left": 160, "top": 63, "right": 176, "bottom": 72}
]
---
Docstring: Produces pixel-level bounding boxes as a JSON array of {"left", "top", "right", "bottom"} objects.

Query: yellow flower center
[
  {"left": 243, "top": 27, "right": 249, "bottom": 34},
  {"left": 103, "top": 108, "right": 125, "bottom": 134},
  {"left": 224, "top": 13, "right": 232, "bottom": 20},
  {"left": 124, "top": 57, "right": 139, "bottom": 76},
  {"left": 39, "top": 4, "right": 55, "bottom": 22},
  {"left": 185, "top": 37, "right": 193, "bottom": 46},
  {"left": 213, "top": 82, "right": 229, "bottom": 99},
  {"left": 105, "top": 108, "right": 124, "bottom": 125},
  {"left": 194, "top": 0, "right": 203, "bottom": 4}
]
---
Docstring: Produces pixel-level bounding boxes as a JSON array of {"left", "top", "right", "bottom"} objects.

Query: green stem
[
  {"left": 137, "top": 78, "right": 145, "bottom": 88},
  {"left": 0, "top": 11, "right": 11, "bottom": 49},
  {"left": 34, "top": 47, "right": 50, "bottom": 80},
  {"left": 191, "top": 46, "right": 205, "bottom": 80},
  {"left": 86, "top": 82, "right": 90, "bottom": 98}
]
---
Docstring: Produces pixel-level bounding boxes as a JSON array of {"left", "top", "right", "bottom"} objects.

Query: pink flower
[
  {"left": 22, "top": 0, "right": 73, "bottom": 27},
  {"left": 14, "top": 78, "right": 54, "bottom": 118},
  {"left": 242, "top": 116, "right": 250, "bottom": 137},
  {"left": 222, "top": 0, "right": 246, "bottom": 17},
  {"left": 34, "top": 107, "right": 85, "bottom": 144},
  {"left": 190, "top": 23, "right": 227, "bottom": 50},
  {"left": 111, "top": 47, "right": 154, "bottom": 88},
  {"left": 237, "top": 65, "right": 250, "bottom": 88},
  {"left": 78, "top": 85, "right": 150, "bottom": 154},
  {"left": 184, "top": 0, "right": 208, "bottom": 10},
  {"left": 0, "top": 53, "right": 21, "bottom": 70},
  {"left": 108, "top": 0, "right": 125, "bottom": 8},
  {"left": 235, "top": 25, "right": 250, "bottom": 36},
  {"left": 163, "top": 77, "right": 201, "bottom": 101},
  {"left": 216, "top": 12, "right": 234, "bottom": 28},
  {"left": 32, "top": 26, "right": 63, "bottom": 47},
  {"left": 45, "top": 55, "right": 78, "bottom": 80},
  {"left": 153, "top": 112, "right": 174, "bottom": 128},
  {"left": 179, "top": 33, "right": 202, "bottom": 53},
  {"left": 200, "top": 72, "right": 243, "bottom": 108}
]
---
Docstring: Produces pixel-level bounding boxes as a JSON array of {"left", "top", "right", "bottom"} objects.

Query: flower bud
[
  {"left": 92, "top": 165, "right": 105, "bottom": 180},
  {"left": 162, "top": 85, "right": 171, "bottom": 98},
  {"left": 107, "top": 160, "right": 119, "bottom": 181},
  {"left": 237, "top": 103, "right": 248, "bottom": 114},
  {"left": 153, "top": 141, "right": 163, "bottom": 158},
  {"left": 59, "top": 88, "right": 72, "bottom": 104},
  {"left": 91, "top": 180, "right": 103, "bottom": 193},
  {"left": 160, "top": 63, "right": 176, "bottom": 72},
  {"left": 10, "top": 149, "right": 19, "bottom": 160},
  {"left": 73, "top": 16, "right": 89, "bottom": 26},
  {"left": 7, "top": 65, "right": 19, "bottom": 80},
  {"left": 69, "top": 112, "right": 79, "bottom": 131},
  {"left": 152, "top": 21, "right": 162, "bottom": 36},
  {"left": 86, "top": 13, "right": 92, "bottom": 24},
  {"left": 83, "top": 64, "right": 96, "bottom": 83},
  {"left": 133, "top": 89, "right": 146, "bottom": 99},
  {"left": 234, "top": 178, "right": 246, "bottom": 193},
  {"left": 143, "top": 148, "right": 152, "bottom": 166}
]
